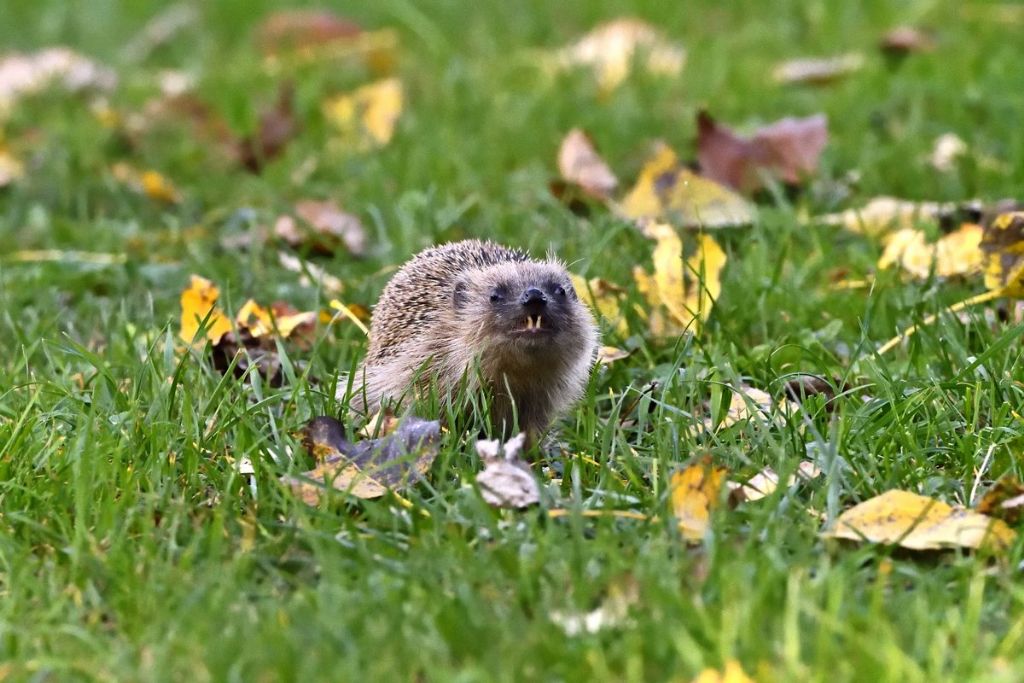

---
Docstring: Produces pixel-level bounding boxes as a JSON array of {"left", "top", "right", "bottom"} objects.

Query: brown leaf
[
  {"left": 557, "top": 128, "right": 618, "bottom": 200},
  {"left": 276, "top": 199, "right": 367, "bottom": 257},
  {"left": 287, "top": 415, "right": 440, "bottom": 505},
  {"left": 236, "top": 82, "right": 298, "bottom": 173},
  {"left": 696, "top": 110, "right": 828, "bottom": 193},
  {"left": 976, "top": 476, "right": 1024, "bottom": 525},
  {"left": 256, "top": 10, "right": 362, "bottom": 56},
  {"left": 783, "top": 374, "right": 846, "bottom": 411},
  {"left": 880, "top": 26, "right": 936, "bottom": 57},
  {"left": 475, "top": 433, "right": 538, "bottom": 509}
]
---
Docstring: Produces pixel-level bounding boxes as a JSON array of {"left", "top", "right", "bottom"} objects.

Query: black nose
[{"left": 520, "top": 287, "right": 547, "bottom": 313}]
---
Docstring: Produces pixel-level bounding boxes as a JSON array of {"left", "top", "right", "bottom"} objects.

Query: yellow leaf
[
  {"left": 551, "top": 17, "right": 686, "bottom": 92},
  {"left": 669, "top": 456, "right": 728, "bottom": 541},
  {"left": 179, "top": 275, "right": 232, "bottom": 345},
  {"left": 634, "top": 223, "right": 726, "bottom": 337},
  {"left": 878, "top": 223, "right": 984, "bottom": 280},
  {"left": 980, "top": 211, "right": 1024, "bottom": 296},
  {"left": 691, "top": 661, "right": 755, "bottom": 683},
  {"left": 0, "top": 147, "right": 24, "bottom": 188},
  {"left": 570, "top": 274, "right": 629, "bottom": 337},
  {"left": 821, "top": 196, "right": 951, "bottom": 237},
  {"left": 616, "top": 143, "right": 754, "bottom": 229},
  {"left": 823, "top": 489, "right": 1016, "bottom": 552},
  {"left": 323, "top": 78, "right": 402, "bottom": 149},
  {"left": 111, "top": 162, "right": 181, "bottom": 204},
  {"left": 235, "top": 299, "right": 318, "bottom": 339},
  {"left": 596, "top": 345, "right": 630, "bottom": 364}
]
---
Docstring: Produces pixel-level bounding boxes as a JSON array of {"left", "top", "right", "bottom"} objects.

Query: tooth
[{"left": 537, "top": 315, "right": 544, "bottom": 327}]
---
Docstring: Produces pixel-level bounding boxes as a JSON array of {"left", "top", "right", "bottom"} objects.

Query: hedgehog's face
[{"left": 453, "top": 262, "right": 588, "bottom": 353}]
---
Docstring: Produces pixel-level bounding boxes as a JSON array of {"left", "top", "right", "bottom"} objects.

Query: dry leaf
[
  {"left": 475, "top": 433, "right": 539, "bottom": 509},
  {"left": 730, "top": 461, "right": 821, "bottom": 503},
  {"left": 570, "top": 275, "right": 629, "bottom": 337},
  {"left": 323, "top": 78, "right": 402, "bottom": 149},
  {"left": 670, "top": 456, "right": 728, "bottom": 541},
  {"left": 696, "top": 110, "right": 828, "bottom": 193},
  {"left": 358, "top": 410, "right": 400, "bottom": 439},
  {"left": 930, "top": 133, "right": 967, "bottom": 172},
  {"left": 783, "top": 374, "right": 846, "bottom": 411},
  {"left": 980, "top": 212, "right": 1024, "bottom": 296},
  {"left": 823, "top": 489, "right": 1016, "bottom": 551},
  {"left": 691, "top": 661, "right": 755, "bottom": 683},
  {"left": 256, "top": 10, "right": 362, "bottom": 55},
  {"left": 772, "top": 53, "right": 865, "bottom": 85},
  {"left": 0, "top": 147, "right": 24, "bottom": 187},
  {"left": 287, "top": 415, "right": 440, "bottom": 505},
  {"left": 633, "top": 223, "right": 726, "bottom": 337},
  {"left": 557, "top": 128, "right": 618, "bottom": 200},
  {"left": 705, "top": 384, "right": 794, "bottom": 432},
  {"left": 976, "top": 476, "right": 1024, "bottom": 525},
  {"left": 235, "top": 299, "right": 318, "bottom": 339},
  {"left": 179, "top": 275, "right": 232, "bottom": 345},
  {"left": 278, "top": 252, "right": 344, "bottom": 293},
  {"left": 549, "top": 575, "right": 639, "bottom": 636},
  {"left": 878, "top": 223, "right": 984, "bottom": 280},
  {"left": 236, "top": 82, "right": 298, "bottom": 173},
  {"left": 0, "top": 47, "right": 116, "bottom": 112},
  {"left": 880, "top": 26, "right": 936, "bottom": 56},
  {"left": 275, "top": 199, "right": 367, "bottom": 257},
  {"left": 820, "top": 196, "right": 954, "bottom": 237},
  {"left": 551, "top": 17, "right": 686, "bottom": 92},
  {"left": 617, "top": 143, "right": 755, "bottom": 229},
  {"left": 597, "top": 346, "right": 630, "bottom": 365},
  {"left": 111, "top": 162, "right": 181, "bottom": 203}
]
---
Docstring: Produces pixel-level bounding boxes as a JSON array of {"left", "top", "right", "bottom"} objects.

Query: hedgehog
[{"left": 350, "top": 239, "right": 598, "bottom": 441}]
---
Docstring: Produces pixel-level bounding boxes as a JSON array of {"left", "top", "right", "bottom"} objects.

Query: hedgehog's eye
[
  {"left": 553, "top": 285, "right": 566, "bottom": 298},
  {"left": 489, "top": 286, "right": 507, "bottom": 304}
]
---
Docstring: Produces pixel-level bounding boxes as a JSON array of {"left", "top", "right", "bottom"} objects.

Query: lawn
[{"left": 3, "top": 1, "right": 1024, "bottom": 681}]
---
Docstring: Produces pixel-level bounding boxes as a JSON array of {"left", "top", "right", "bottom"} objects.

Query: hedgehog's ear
[{"left": 453, "top": 278, "right": 469, "bottom": 309}]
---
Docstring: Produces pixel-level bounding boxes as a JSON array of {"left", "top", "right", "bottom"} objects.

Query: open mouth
[{"left": 514, "top": 314, "right": 554, "bottom": 335}]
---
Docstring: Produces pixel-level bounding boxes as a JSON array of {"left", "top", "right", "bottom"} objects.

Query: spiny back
[{"left": 365, "top": 240, "right": 528, "bottom": 363}]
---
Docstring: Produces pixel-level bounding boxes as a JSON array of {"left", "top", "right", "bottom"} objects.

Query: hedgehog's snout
[{"left": 519, "top": 287, "right": 547, "bottom": 315}]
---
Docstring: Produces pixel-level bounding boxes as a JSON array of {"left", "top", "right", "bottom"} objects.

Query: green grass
[{"left": 3, "top": 0, "right": 1024, "bottom": 680}]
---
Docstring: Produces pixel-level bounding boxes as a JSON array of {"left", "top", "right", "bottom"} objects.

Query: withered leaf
[
  {"left": 617, "top": 143, "right": 754, "bottom": 229},
  {"left": 256, "top": 10, "right": 362, "bottom": 55},
  {"left": 669, "top": 455, "right": 728, "bottom": 541},
  {"left": 878, "top": 223, "right": 984, "bottom": 280},
  {"left": 880, "top": 26, "right": 936, "bottom": 57},
  {"left": 772, "top": 53, "right": 865, "bottom": 85},
  {"left": 980, "top": 211, "right": 1024, "bottom": 296},
  {"left": 557, "top": 128, "right": 618, "bottom": 200},
  {"left": 783, "top": 374, "right": 846, "bottom": 411},
  {"left": 475, "top": 433, "right": 539, "bottom": 509},
  {"left": 696, "top": 110, "right": 828, "bottom": 193},
  {"left": 275, "top": 199, "right": 367, "bottom": 257},
  {"left": 287, "top": 415, "right": 440, "bottom": 505},
  {"left": 976, "top": 475, "right": 1024, "bottom": 526},
  {"left": 820, "top": 196, "right": 955, "bottom": 237},
  {"left": 236, "top": 82, "right": 298, "bottom": 173},
  {"left": 323, "top": 78, "right": 402, "bottom": 150},
  {"left": 179, "top": 275, "right": 232, "bottom": 345},
  {"left": 822, "top": 489, "right": 1015, "bottom": 552}
]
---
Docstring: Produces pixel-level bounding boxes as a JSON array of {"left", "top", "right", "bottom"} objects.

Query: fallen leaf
[
  {"left": 696, "top": 110, "right": 828, "bottom": 193},
  {"left": 980, "top": 212, "right": 1024, "bottom": 296},
  {"left": 287, "top": 415, "right": 440, "bottom": 504},
  {"left": 275, "top": 199, "right": 367, "bottom": 256},
  {"left": 278, "top": 252, "right": 345, "bottom": 293},
  {"left": 820, "top": 196, "right": 954, "bottom": 237},
  {"left": 235, "top": 299, "right": 318, "bottom": 339},
  {"left": 557, "top": 128, "right": 618, "bottom": 200},
  {"left": 772, "top": 53, "right": 865, "bottom": 85},
  {"left": 633, "top": 223, "right": 726, "bottom": 337},
  {"left": 551, "top": 17, "right": 686, "bottom": 92},
  {"left": 570, "top": 275, "right": 629, "bottom": 337},
  {"left": 0, "top": 47, "right": 116, "bottom": 112},
  {"left": 0, "top": 147, "right": 24, "bottom": 187},
  {"left": 256, "top": 10, "right": 362, "bottom": 55},
  {"left": 822, "top": 489, "right": 1016, "bottom": 551},
  {"left": 476, "top": 433, "right": 539, "bottom": 509},
  {"left": 730, "top": 461, "right": 821, "bottom": 503},
  {"left": 782, "top": 374, "right": 846, "bottom": 411},
  {"left": 550, "top": 575, "right": 639, "bottom": 636},
  {"left": 179, "top": 275, "right": 232, "bottom": 345},
  {"left": 617, "top": 143, "right": 755, "bottom": 229},
  {"left": 323, "top": 78, "right": 402, "bottom": 150},
  {"left": 111, "top": 162, "right": 181, "bottom": 203},
  {"left": 670, "top": 456, "right": 728, "bottom": 541},
  {"left": 878, "top": 223, "right": 984, "bottom": 280},
  {"left": 597, "top": 346, "right": 630, "bottom": 365},
  {"left": 976, "top": 476, "right": 1024, "bottom": 525},
  {"left": 706, "top": 384, "right": 793, "bottom": 431},
  {"left": 880, "top": 26, "right": 936, "bottom": 56},
  {"left": 358, "top": 409, "right": 400, "bottom": 439},
  {"left": 236, "top": 82, "right": 298, "bottom": 173},
  {"left": 930, "top": 133, "right": 967, "bottom": 172},
  {"left": 691, "top": 661, "right": 755, "bottom": 683}
]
